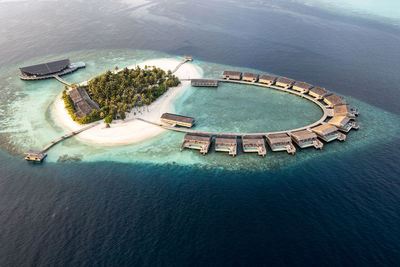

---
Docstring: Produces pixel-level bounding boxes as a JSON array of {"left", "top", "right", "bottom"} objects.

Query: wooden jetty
[
  {"left": 290, "top": 130, "right": 323, "bottom": 149},
  {"left": 215, "top": 136, "right": 237, "bottom": 157},
  {"left": 266, "top": 133, "right": 296, "bottom": 154},
  {"left": 161, "top": 113, "right": 195, "bottom": 128},
  {"left": 242, "top": 135, "right": 266, "bottom": 157},
  {"left": 171, "top": 55, "right": 193, "bottom": 74},
  {"left": 181, "top": 134, "right": 212, "bottom": 155},
  {"left": 191, "top": 79, "right": 219, "bottom": 87},
  {"left": 312, "top": 124, "right": 346, "bottom": 142}
]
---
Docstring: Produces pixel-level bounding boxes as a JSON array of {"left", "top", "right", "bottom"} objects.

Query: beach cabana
[
  {"left": 258, "top": 74, "right": 276, "bottom": 85},
  {"left": 215, "top": 136, "right": 237, "bottom": 157},
  {"left": 161, "top": 113, "right": 195, "bottom": 128},
  {"left": 266, "top": 133, "right": 296, "bottom": 154},
  {"left": 290, "top": 130, "right": 323, "bottom": 149},
  {"left": 241, "top": 135, "right": 266, "bottom": 157},
  {"left": 69, "top": 87, "right": 100, "bottom": 118},
  {"left": 328, "top": 116, "right": 359, "bottom": 132},
  {"left": 222, "top": 71, "right": 242, "bottom": 80},
  {"left": 181, "top": 134, "right": 212, "bottom": 155},
  {"left": 324, "top": 94, "right": 345, "bottom": 107},
  {"left": 309, "top": 87, "right": 330, "bottom": 100},
  {"left": 242, "top": 72, "right": 259, "bottom": 82},
  {"left": 292, "top": 81, "right": 313, "bottom": 93},
  {"left": 275, "top": 77, "right": 295, "bottom": 88},
  {"left": 312, "top": 124, "right": 346, "bottom": 142}
]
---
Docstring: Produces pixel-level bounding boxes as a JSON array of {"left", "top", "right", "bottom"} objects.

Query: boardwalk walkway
[
  {"left": 171, "top": 59, "right": 190, "bottom": 74},
  {"left": 137, "top": 78, "right": 330, "bottom": 137},
  {"left": 53, "top": 75, "right": 72, "bottom": 86}
]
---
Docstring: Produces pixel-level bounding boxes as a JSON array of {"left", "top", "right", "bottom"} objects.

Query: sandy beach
[{"left": 53, "top": 58, "right": 202, "bottom": 145}]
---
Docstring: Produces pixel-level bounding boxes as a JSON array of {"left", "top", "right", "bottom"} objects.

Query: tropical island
[{"left": 62, "top": 66, "right": 180, "bottom": 124}]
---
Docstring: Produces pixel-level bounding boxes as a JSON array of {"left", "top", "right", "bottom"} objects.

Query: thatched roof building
[
  {"left": 333, "top": 104, "right": 358, "bottom": 118},
  {"left": 191, "top": 79, "right": 218, "bottom": 87},
  {"left": 259, "top": 74, "right": 277, "bottom": 85},
  {"left": 69, "top": 87, "right": 100, "bottom": 118},
  {"left": 309, "top": 87, "right": 330, "bottom": 100},
  {"left": 242, "top": 72, "right": 259, "bottom": 82},
  {"left": 292, "top": 81, "right": 313, "bottom": 93},
  {"left": 324, "top": 94, "right": 345, "bottom": 107},
  {"left": 222, "top": 71, "right": 242, "bottom": 80},
  {"left": 312, "top": 124, "right": 346, "bottom": 142},
  {"left": 20, "top": 59, "right": 70, "bottom": 77},
  {"left": 241, "top": 135, "right": 266, "bottom": 156},
  {"left": 266, "top": 133, "right": 296, "bottom": 154},
  {"left": 290, "top": 130, "right": 323, "bottom": 149},
  {"left": 215, "top": 135, "right": 237, "bottom": 157},
  {"left": 161, "top": 113, "right": 195, "bottom": 128},
  {"left": 328, "top": 116, "right": 359, "bottom": 132},
  {"left": 181, "top": 134, "right": 212, "bottom": 155},
  {"left": 276, "top": 77, "right": 295, "bottom": 88}
]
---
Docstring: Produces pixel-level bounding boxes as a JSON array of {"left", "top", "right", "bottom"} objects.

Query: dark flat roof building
[
  {"left": 20, "top": 59, "right": 70, "bottom": 76},
  {"left": 69, "top": 88, "right": 100, "bottom": 118}
]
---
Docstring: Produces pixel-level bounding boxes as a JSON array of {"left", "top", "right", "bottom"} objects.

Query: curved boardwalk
[{"left": 138, "top": 79, "right": 330, "bottom": 137}]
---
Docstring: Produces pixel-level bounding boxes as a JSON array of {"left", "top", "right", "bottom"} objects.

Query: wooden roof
[
  {"left": 293, "top": 81, "right": 313, "bottom": 89},
  {"left": 291, "top": 130, "right": 317, "bottom": 140},
  {"left": 266, "top": 133, "right": 291, "bottom": 144},
  {"left": 184, "top": 133, "right": 211, "bottom": 142},
  {"left": 223, "top": 70, "right": 242, "bottom": 76},
  {"left": 328, "top": 116, "right": 350, "bottom": 127},
  {"left": 325, "top": 94, "right": 344, "bottom": 105},
  {"left": 259, "top": 74, "right": 276, "bottom": 81},
  {"left": 69, "top": 88, "right": 100, "bottom": 117},
  {"left": 276, "top": 77, "right": 294, "bottom": 84},
  {"left": 20, "top": 59, "right": 70, "bottom": 76},
  {"left": 215, "top": 135, "right": 237, "bottom": 145},
  {"left": 312, "top": 124, "right": 338, "bottom": 135},
  {"left": 333, "top": 104, "right": 351, "bottom": 115},
  {"left": 161, "top": 113, "right": 195, "bottom": 124},
  {"left": 242, "top": 135, "right": 264, "bottom": 145},
  {"left": 243, "top": 72, "right": 259, "bottom": 78},
  {"left": 310, "top": 86, "right": 330, "bottom": 96}
]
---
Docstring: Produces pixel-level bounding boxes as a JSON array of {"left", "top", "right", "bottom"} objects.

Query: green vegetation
[
  {"left": 62, "top": 88, "right": 101, "bottom": 124},
  {"left": 87, "top": 66, "right": 180, "bottom": 122}
]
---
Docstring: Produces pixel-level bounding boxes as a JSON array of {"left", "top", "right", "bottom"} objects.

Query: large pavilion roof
[{"left": 20, "top": 59, "right": 70, "bottom": 76}]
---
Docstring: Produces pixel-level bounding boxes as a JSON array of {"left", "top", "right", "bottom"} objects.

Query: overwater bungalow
[
  {"left": 242, "top": 72, "right": 259, "bottom": 82},
  {"left": 181, "top": 134, "right": 212, "bottom": 155},
  {"left": 160, "top": 113, "right": 195, "bottom": 128},
  {"left": 19, "top": 59, "right": 85, "bottom": 80},
  {"left": 290, "top": 130, "right": 323, "bottom": 149},
  {"left": 191, "top": 79, "right": 219, "bottom": 87},
  {"left": 309, "top": 87, "right": 330, "bottom": 100},
  {"left": 215, "top": 136, "right": 237, "bottom": 157},
  {"left": 24, "top": 150, "right": 47, "bottom": 162},
  {"left": 69, "top": 87, "right": 100, "bottom": 118},
  {"left": 292, "top": 81, "right": 313, "bottom": 93},
  {"left": 275, "top": 77, "right": 295, "bottom": 88},
  {"left": 266, "top": 133, "right": 296, "bottom": 154},
  {"left": 183, "top": 55, "right": 193, "bottom": 61},
  {"left": 324, "top": 94, "right": 345, "bottom": 107},
  {"left": 222, "top": 71, "right": 242, "bottom": 80},
  {"left": 328, "top": 116, "right": 360, "bottom": 132},
  {"left": 312, "top": 124, "right": 346, "bottom": 142},
  {"left": 333, "top": 104, "right": 359, "bottom": 118},
  {"left": 241, "top": 135, "right": 266, "bottom": 157},
  {"left": 258, "top": 74, "right": 277, "bottom": 85}
]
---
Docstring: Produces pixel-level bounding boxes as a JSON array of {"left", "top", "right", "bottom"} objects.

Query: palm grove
[{"left": 63, "top": 66, "right": 180, "bottom": 124}]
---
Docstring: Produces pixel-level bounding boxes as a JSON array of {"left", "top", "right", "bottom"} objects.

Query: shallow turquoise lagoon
[{"left": 0, "top": 49, "right": 399, "bottom": 170}]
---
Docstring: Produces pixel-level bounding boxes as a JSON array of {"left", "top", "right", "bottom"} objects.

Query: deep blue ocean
[{"left": 1, "top": 0, "right": 400, "bottom": 266}]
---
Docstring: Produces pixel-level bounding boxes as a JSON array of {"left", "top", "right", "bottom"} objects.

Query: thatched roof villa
[
  {"left": 275, "top": 77, "right": 295, "bottom": 88},
  {"left": 69, "top": 87, "right": 100, "bottom": 118},
  {"left": 222, "top": 71, "right": 242, "bottom": 80},
  {"left": 309, "top": 87, "right": 330, "bottom": 100},
  {"left": 290, "top": 130, "right": 323, "bottom": 149},
  {"left": 292, "top": 81, "right": 313, "bottom": 93},
  {"left": 266, "top": 133, "right": 296, "bottom": 154},
  {"left": 312, "top": 124, "right": 346, "bottom": 142},
  {"left": 241, "top": 135, "right": 266, "bottom": 157},
  {"left": 215, "top": 136, "right": 237, "bottom": 157},
  {"left": 242, "top": 72, "right": 259, "bottom": 82},
  {"left": 328, "top": 116, "right": 360, "bottom": 132},
  {"left": 161, "top": 113, "right": 195, "bottom": 128},
  {"left": 181, "top": 134, "right": 212, "bottom": 155},
  {"left": 258, "top": 74, "right": 277, "bottom": 85},
  {"left": 324, "top": 94, "right": 345, "bottom": 107},
  {"left": 333, "top": 104, "right": 358, "bottom": 118}
]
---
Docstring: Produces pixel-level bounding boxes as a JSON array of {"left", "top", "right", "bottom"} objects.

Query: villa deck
[
  {"left": 266, "top": 133, "right": 296, "bottom": 154},
  {"left": 181, "top": 134, "right": 212, "bottom": 155},
  {"left": 290, "top": 130, "right": 323, "bottom": 149},
  {"left": 312, "top": 124, "right": 346, "bottom": 142},
  {"left": 242, "top": 135, "right": 266, "bottom": 157},
  {"left": 215, "top": 136, "right": 237, "bottom": 157}
]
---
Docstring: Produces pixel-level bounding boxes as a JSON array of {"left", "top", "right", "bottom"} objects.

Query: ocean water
[{"left": 1, "top": 0, "right": 400, "bottom": 266}]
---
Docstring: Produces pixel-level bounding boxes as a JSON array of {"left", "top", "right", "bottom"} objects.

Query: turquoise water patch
[{"left": 0, "top": 49, "right": 399, "bottom": 170}]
